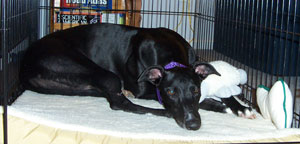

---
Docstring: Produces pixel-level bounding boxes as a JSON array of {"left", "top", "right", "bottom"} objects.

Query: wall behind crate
[{"left": 140, "top": 0, "right": 215, "bottom": 50}]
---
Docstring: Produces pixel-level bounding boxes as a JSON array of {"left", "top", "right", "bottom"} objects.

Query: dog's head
[{"left": 138, "top": 62, "right": 220, "bottom": 130}]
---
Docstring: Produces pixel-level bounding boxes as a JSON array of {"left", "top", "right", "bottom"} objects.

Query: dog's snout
[
  {"left": 185, "top": 113, "right": 201, "bottom": 130},
  {"left": 185, "top": 119, "right": 201, "bottom": 130}
]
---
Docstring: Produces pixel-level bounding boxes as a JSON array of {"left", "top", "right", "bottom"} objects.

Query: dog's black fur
[{"left": 18, "top": 23, "right": 251, "bottom": 130}]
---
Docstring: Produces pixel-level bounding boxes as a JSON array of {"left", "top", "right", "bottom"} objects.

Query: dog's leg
[
  {"left": 106, "top": 92, "right": 171, "bottom": 117},
  {"left": 221, "top": 96, "right": 256, "bottom": 119},
  {"left": 199, "top": 98, "right": 228, "bottom": 113},
  {"left": 91, "top": 71, "right": 171, "bottom": 117}
]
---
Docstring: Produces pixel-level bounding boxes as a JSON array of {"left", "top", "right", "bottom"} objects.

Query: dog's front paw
[
  {"left": 122, "top": 89, "right": 135, "bottom": 98},
  {"left": 237, "top": 108, "right": 256, "bottom": 119},
  {"left": 222, "top": 97, "right": 256, "bottom": 119}
]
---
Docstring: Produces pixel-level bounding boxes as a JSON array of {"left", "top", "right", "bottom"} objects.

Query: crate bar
[
  {"left": 266, "top": 0, "right": 275, "bottom": 88},
  {"left": 203, "top": 0, "right": 209, "bottom": 58},
  {"left": 249, "top": 0, "right": 257, "bottom": 101},
  {"left": 211, "top": 0, "right": 218, "bottom": 60},
  {"left": 192, "top": 0, "right": 197, "bottom": 49},
  {"left": 237, "top": 0, "right": 243, "bottom": 67},
  {"left": 194, "top": 0, "right": 199, "bottom": 56},
  {"left": 183, "top": 0, "right": 187, "bottom": 42},
  {"left": 237, "top": 0, "right": 245, "bottom": 69},
  {"left": 215, "top": 0, "right": 221, "bottom": 60},
  {"left": 199, "top": 0, "right": 204, "bottom": 52},
  {"left": 210, "top": 0, "right": 215, "bottom": 60},
  {"left": 141, "top": 0, "right": 144, "bottom": 27},
  {"left": 183, "top": 0, "right": 187, "bottom": 44},
  {"left": 217, "top": 0, "right": 223, "bottom": 60},
  {"left": 191, "top": 0, "right": 195, "bottom": 48},
  {"left": 1, "top": 0, "right": 8, "bottom": 143},
  {"left": 208, "top": 0, "right": 213, "bottom": 58},
  {"left": 147, "top": 0, "right": 151, "bottom": 28},
  {"left": 275, "top": 0, "right": 285, "bottom": 78},
  {"left": 195, "top": 0, "right": 201, "bottom": 57},
  {"left": 167, "top": 0, "right": 171, "bottom": 29},
  {"left": 205, "top": 0, "right": 210, "bottom": 53},
  {"left": 159, "top": 0, "right": 162, "bottom": 28},
  {"left": 296, "top": 38, "right": 300, "bottom": 128},
  {"left": 115, "top": 0, "right": 118, "bottom": 24},
  {"left": 290, "top": 0, "right": 299, "bottom": 128},
  {"left": 201, "top": 0, "right": 206, "bottom": 53},
  {"left": 162, "top": 0, "right": 166, "bottom": 28},
  {"left": 265, "top": 0, "right": 271, "bottom": 86},
  {"left": 218, "top": 0, "right": 226, "bottom": 60},
  {"left": 270, "top": 0, "right": 279, "bottom": 85},
  {"left": 284, "top": 0, "right": 293, "bottom": 126},
  {"left": 297, "top": 14, "right": 300, "bottom": 128},
  {"left": 255, "top": 0, "right": 264, "bottom": 93},
  {"left": 232, "top": 0, "right": 239, "bottom": 66},
  {"left": 226, "top": 0, "right": 233, "bottom": 63},
  {"left": 228, "top": 0, "right": 235, "bottom": 64},
  {"left": 240, "top": 0, "right": 248, "bottom": 96},
  {"left": 218, "top": 0, "right": 225, "bottom": 61},
  {"left": 211, "top": 0, "right": 216, "bottom": 59},
  {"left": 214, "top": 0, "right": 223, "bottom": 59},
  {"left": 243, "top": 0, "right": 251, "bottom": 101},
  {"left": 260, "top": 0, "right": 268, "bottom": 87},
  {"left": 150, "top": 0, "right": 153, "bottom": 28},
  {"left": 283, "top": 0, "right": 291, "bottom": 79},
  {"left": 246, "top": 0, "right": 255, "bottom": 104},
  {"left": 250, "top": 0, "right": 259, "bottom": 103},
  {"left": 207, "top": 1, "right": 217, "bottom": 60}
]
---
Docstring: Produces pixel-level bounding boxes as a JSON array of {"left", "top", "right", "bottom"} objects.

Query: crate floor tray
[{"left": 1, "top": 90, "right": 300, "bottom": 143}]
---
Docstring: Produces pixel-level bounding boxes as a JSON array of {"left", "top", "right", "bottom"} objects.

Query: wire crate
[{"left": 1, "top": 0, "right": 300, "bottom": 143}]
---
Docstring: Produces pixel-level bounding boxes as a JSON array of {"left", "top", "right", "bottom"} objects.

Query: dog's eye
[
  {"left": 167, "top": 89, "right": 175, "bottom": 96},
  {"left": 194, "top": 88, "right": 199, "bottom": 93},
  {"left": 192, "top": 87, "right": 199, "bottom": 94}
]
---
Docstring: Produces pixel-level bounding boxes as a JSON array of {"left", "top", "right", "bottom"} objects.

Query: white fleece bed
[{"left": 2, "top": 90, "right": 300, "bottom": 143}]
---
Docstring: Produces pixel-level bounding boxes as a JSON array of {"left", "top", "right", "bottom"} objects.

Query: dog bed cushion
[{"left": 1, "top": 90, "right": 300, "bottom": 143}]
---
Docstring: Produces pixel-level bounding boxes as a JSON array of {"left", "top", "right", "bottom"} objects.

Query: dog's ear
[
  {"left": 193, "top": 62, "right": 221, "bottom": 79},
  {"left": 137, "top": 66, "right": 165, "bottom": 86}
]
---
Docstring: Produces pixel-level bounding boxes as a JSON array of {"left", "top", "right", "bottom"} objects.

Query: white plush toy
[
  {"left": 200, "top": 60, "right": 247, "bottom": 103},
  {"left": 256, "top": 79, "right": 293, "bottom": 129}
]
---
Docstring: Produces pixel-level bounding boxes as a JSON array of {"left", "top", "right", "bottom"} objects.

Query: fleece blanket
[{"left": 6, "top": 90, "right": 300, "bottom": 141}]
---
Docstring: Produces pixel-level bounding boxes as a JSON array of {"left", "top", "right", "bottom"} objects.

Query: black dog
[{"left": 18, "top": 23, "right": 251, "bottom": 130}]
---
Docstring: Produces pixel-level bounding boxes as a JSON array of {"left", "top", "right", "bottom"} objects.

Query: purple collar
[
  {"left": 156, "top": 61, "right": 187, "bottom": 104},
  {"left": 164, "top": 61, "right": 187, "bottom": 69}
]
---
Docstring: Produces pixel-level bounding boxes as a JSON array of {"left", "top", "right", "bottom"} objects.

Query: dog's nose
[
  {"left": 184, "top": 111, "right": 201, "bottom": 130},
  {"left": 185, "top": 119, "right": 201, "bottom": 130}
]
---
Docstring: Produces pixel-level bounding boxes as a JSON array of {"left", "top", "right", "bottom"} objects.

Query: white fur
[
  {"left": 200, "top": 61, "right": 247, "bottom": 103},
  {"left": 225, "top": 108, "right": 233, "bottom": 114}
]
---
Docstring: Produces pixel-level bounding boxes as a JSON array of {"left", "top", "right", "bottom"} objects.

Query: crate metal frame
[{"left": 1, "top": 0, "right": 300, "bottom": 144}]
